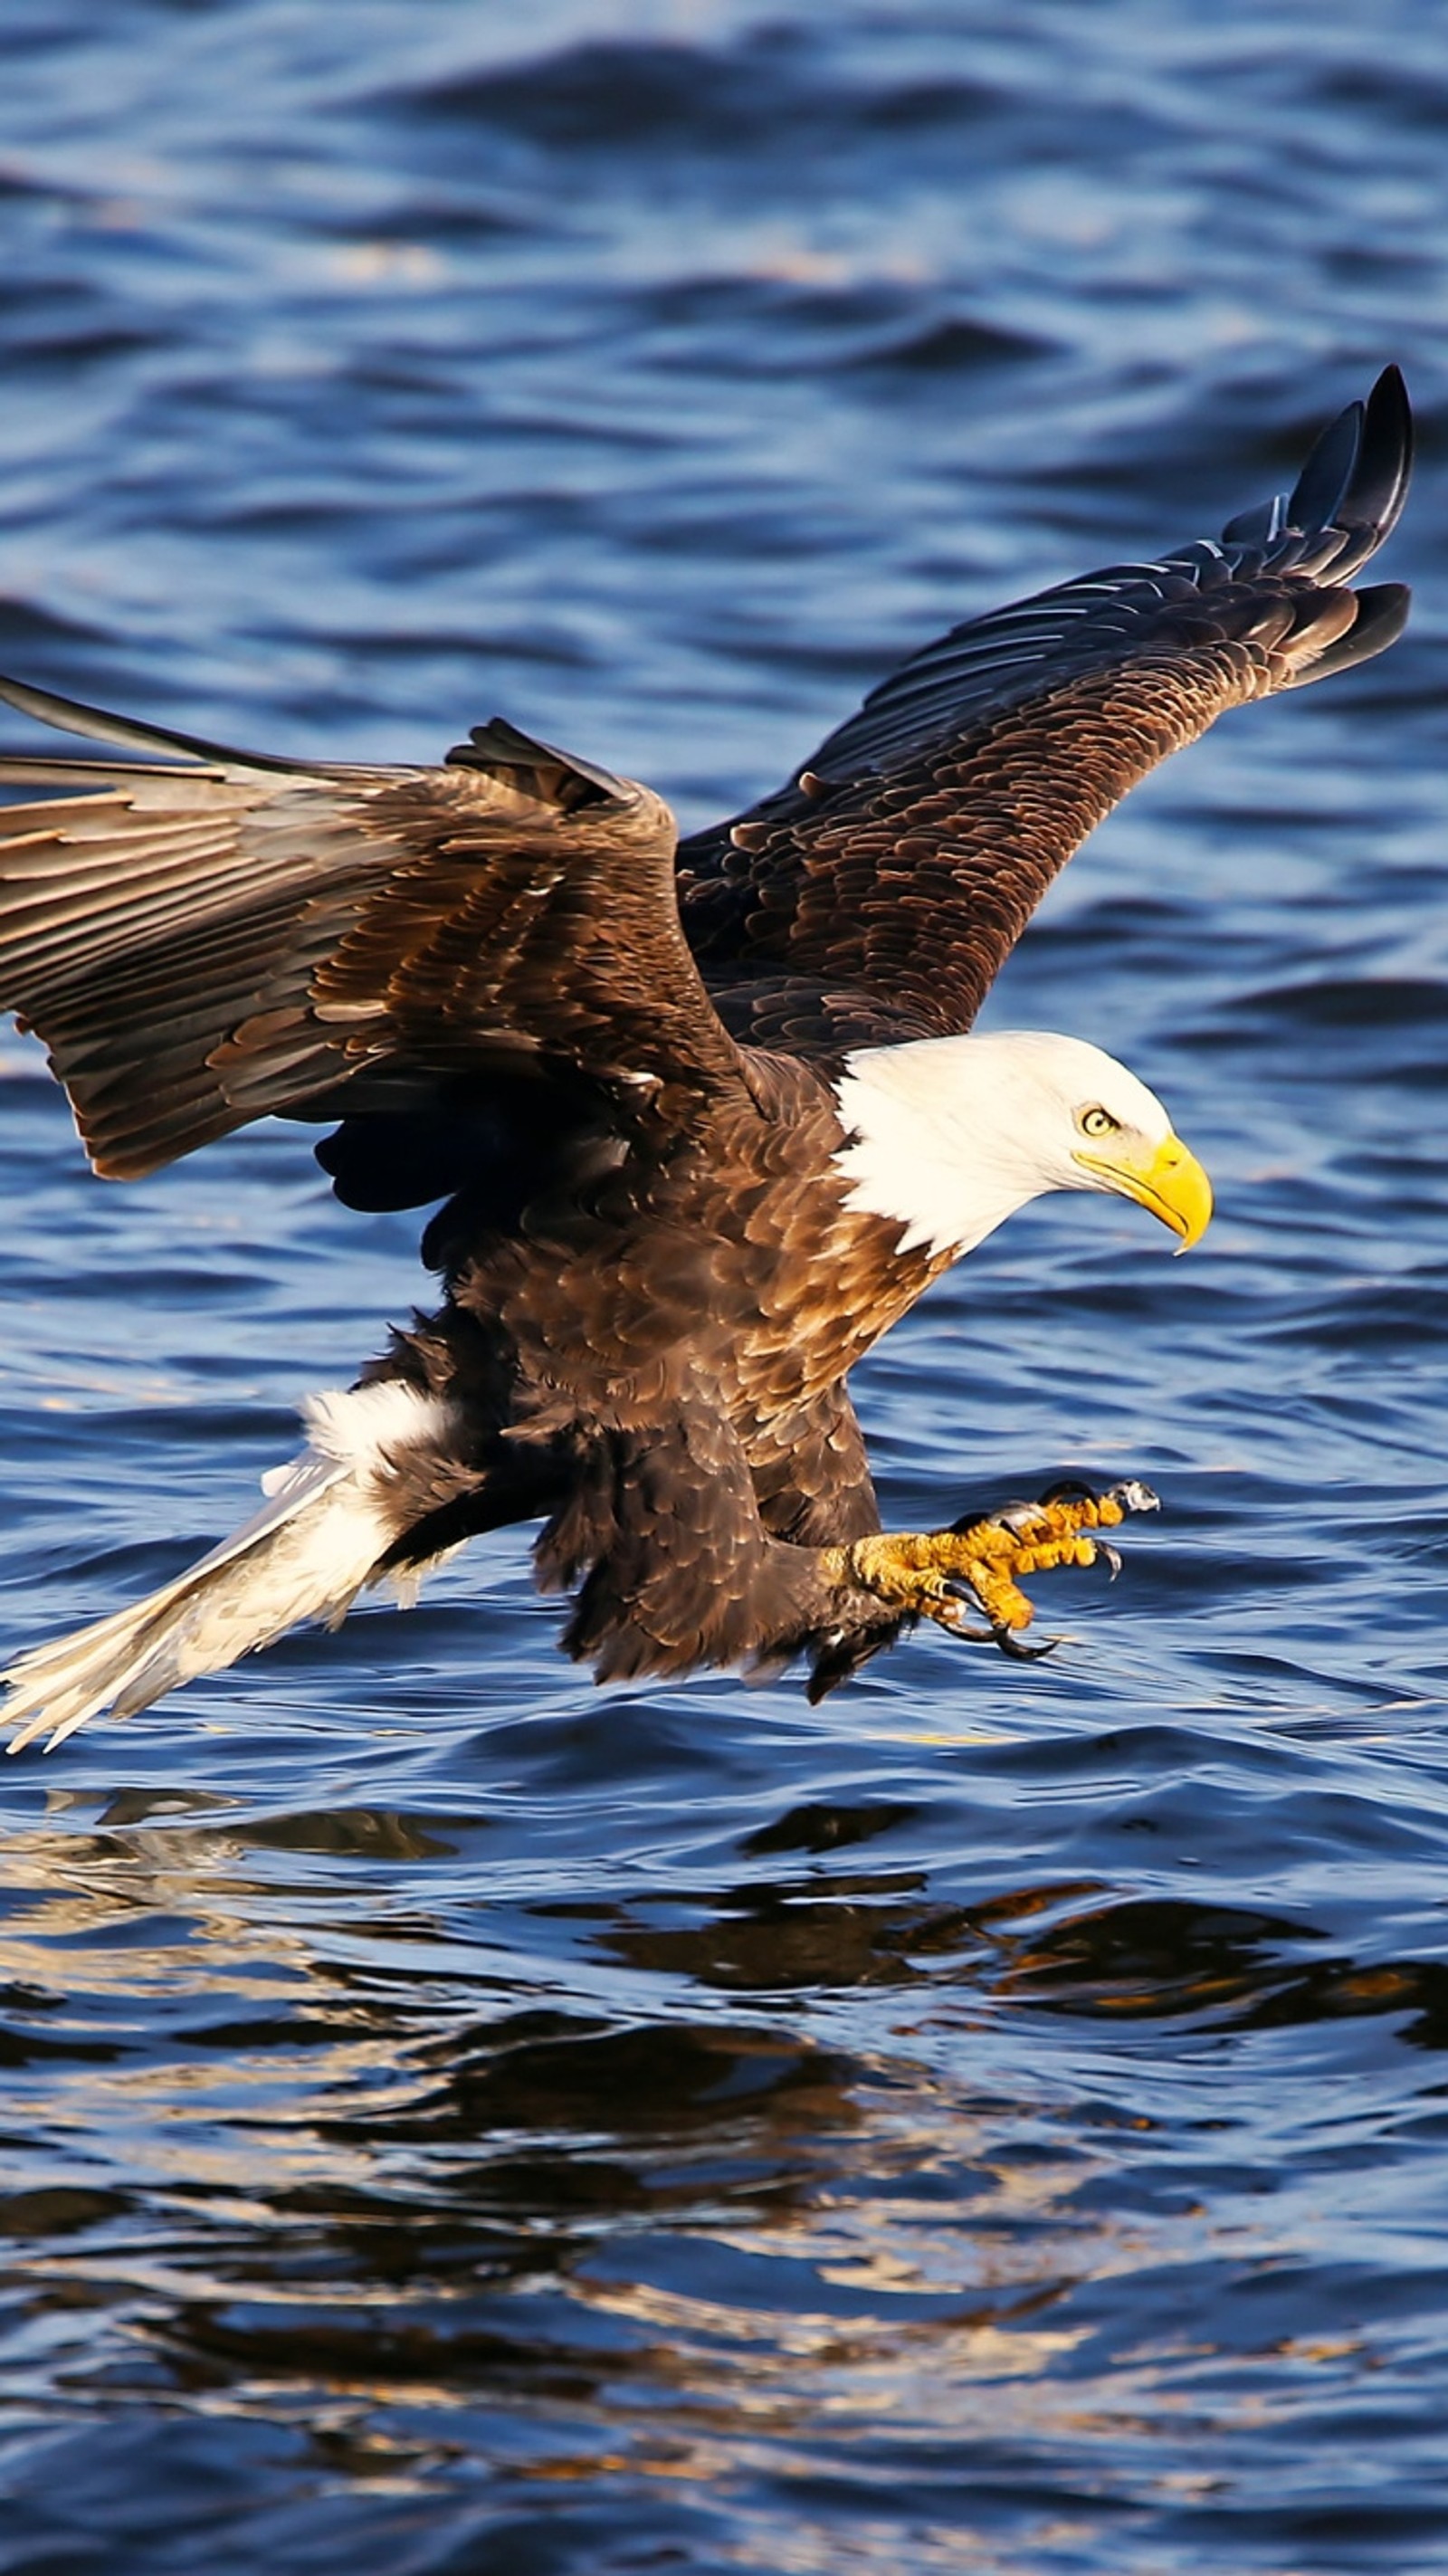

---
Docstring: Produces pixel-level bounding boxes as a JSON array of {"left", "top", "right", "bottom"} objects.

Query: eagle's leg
[{"left": 822, "top": 1479, "right": 1159, "bottom": 1652}]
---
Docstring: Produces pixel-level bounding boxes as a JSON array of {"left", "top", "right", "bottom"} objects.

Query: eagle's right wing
[{"left": 0, "top": 687, "right": 750, "bottom": 1180}]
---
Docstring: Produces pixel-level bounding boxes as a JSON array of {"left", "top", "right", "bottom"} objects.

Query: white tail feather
[{"left": 5, "top": 1381, "right": 455, "bottom": 1752}]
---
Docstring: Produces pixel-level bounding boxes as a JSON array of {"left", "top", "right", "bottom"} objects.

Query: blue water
[{"left": 1, "top": 5, "right": 1446, "bottom": 2570}]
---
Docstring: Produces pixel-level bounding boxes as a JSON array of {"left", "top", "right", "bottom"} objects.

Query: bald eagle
[{"left": 0, "top": 369, "right": 1411, "bottom": 1751}]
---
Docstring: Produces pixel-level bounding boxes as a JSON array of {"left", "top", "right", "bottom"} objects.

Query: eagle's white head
[{"left": 833, "top": 1029, "right": 1212, "bottom": 1262}]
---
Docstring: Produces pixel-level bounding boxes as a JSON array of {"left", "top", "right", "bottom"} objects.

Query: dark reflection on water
[
  {"left": 7, "top": 1751, "right": 1448, "bottom": 2570},
  {"left": 3, "top": 0, "right": 1448, "bottom": 2570}
]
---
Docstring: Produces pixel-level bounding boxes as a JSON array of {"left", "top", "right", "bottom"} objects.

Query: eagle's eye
[{"left": 1078, "top": 1104, "right": 1120, "bottom": 1140}]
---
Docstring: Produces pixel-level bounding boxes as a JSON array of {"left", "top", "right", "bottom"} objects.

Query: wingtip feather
[
  {"left": 0, "top": 670, "right": 307, "bottom": 776},
  {"left": 1281, "top": 365, "right": 1412, "bottom": 574}
]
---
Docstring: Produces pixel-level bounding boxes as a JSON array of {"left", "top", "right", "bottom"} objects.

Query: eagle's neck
[{"left": 831, "top": 1029, "right": 1084, "bottom": 1264}]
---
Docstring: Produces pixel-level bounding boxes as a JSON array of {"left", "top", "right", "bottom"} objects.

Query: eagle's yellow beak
[{"left": 1075, "top": 1131, "right": 1213, "bottom": 1252}]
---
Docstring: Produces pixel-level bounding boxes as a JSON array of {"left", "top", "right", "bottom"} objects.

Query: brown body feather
[
  {"left": 0, "top": 370, "right": 1413, "bottom": 1713},
  {"left": 353, "top": 1054, "right": 940, "bottom": 1684}
]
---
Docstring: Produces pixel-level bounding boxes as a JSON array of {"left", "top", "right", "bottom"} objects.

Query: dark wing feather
[
  {"left": 677, "top": 366, "right": 1412, "bottom": 1054},
  {"left": 0, "top": 683, "right": 749, "bottom": 1179}
]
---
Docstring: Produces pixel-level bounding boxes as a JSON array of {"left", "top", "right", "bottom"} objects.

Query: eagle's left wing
[
  {"left": 677, "top": 367, "right": 1412, "bottom": 1058},
  {"left": 0, "top": 685, "right": 752, "bottom": 1182}
]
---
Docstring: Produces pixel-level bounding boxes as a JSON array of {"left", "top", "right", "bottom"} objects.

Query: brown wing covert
[
  {"left": 0, "top": 688, "right": 746, "bottom": 1178},
  {"left": 677, "top": 366, "right": 1412, "bottom": 1055}
]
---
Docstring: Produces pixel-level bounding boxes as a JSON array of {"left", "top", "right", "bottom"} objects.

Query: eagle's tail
[{"left": 4, "top": 1380, "right": 463, "bottom": 1753}]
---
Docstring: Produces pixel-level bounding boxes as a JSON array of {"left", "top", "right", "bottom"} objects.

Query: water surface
[{"left": 1, "top": 5, "right": 1447, "bottom": 2570}]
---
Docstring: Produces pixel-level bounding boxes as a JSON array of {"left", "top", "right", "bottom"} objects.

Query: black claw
[{"left": 994, "top": 1626, "right": 1062, "bottom": 1663}]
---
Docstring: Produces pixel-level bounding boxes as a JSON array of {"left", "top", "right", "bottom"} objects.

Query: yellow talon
[{"left": 824, "top": 1480, "right": 1159, "bottom": 1650}]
